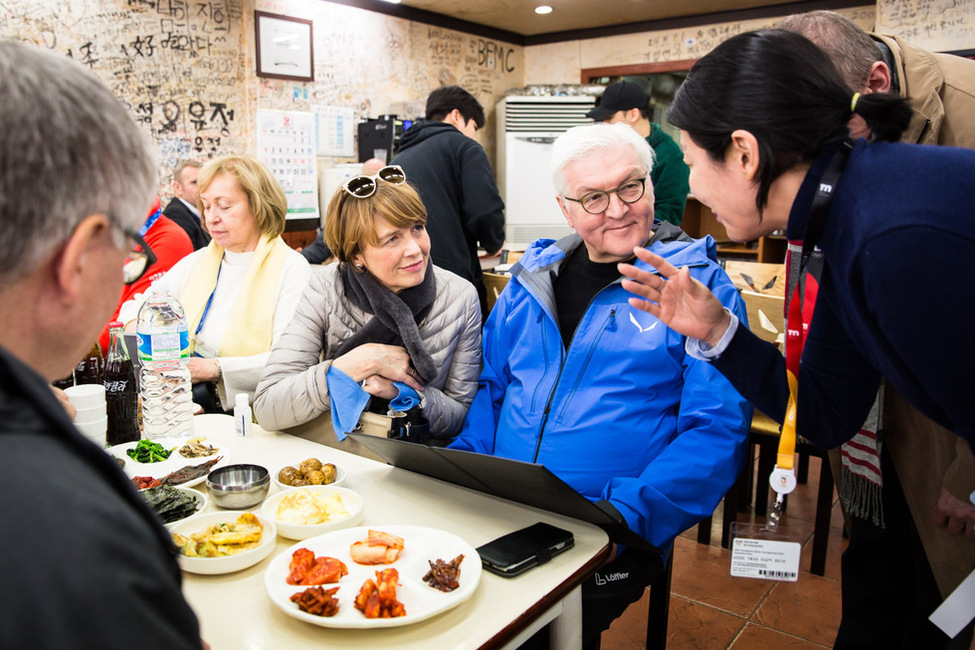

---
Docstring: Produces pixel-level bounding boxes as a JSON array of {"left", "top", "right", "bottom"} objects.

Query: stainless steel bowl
[{"left": 206, "top": 464, "right": 270, "bottom": 509}]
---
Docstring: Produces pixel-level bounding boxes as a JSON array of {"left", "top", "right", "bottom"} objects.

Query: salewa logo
[
  {"left": 819, "top": 182, "right": 834, "bottom": 194},
  {"left": 594, "top": 571, "right": 630, "bottom": 585},
  {"left": 629, "top": 312, "right": 657, "bottom": 333}
]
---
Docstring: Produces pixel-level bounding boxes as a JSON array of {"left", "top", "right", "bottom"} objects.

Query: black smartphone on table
[{"left": 476, "top": 522, "right": 575, "bottom": 577}]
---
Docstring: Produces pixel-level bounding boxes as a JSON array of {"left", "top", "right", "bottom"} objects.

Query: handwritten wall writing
[
  {"left": 877, "top": 0, "right": 975, "bottom": 52},
  {"left": 1, "top": 0, "right": 248, "bottom": 200}
]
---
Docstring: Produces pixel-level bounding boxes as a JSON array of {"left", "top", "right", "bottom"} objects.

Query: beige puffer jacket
[{"left": 253, "top": 264, "right": 482, "bottom": 444}]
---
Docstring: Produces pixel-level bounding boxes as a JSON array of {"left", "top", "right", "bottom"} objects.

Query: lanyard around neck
[
  {"left": 194, "top": 255, "right": 225, "bottom": 339},
  {"left": 139, "top": 208, "right": 162, "bottom": 238},
  {"left": 778, "top": 140, "right": 853, "bottom": 472}
]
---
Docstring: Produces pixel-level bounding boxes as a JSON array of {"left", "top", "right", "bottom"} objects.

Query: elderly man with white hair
[
  {"left": 0, "top": 41, "right": 203, "bottom": 648},
  {"left": 450, "top": 122, "right": 750, "bottom": 647}
]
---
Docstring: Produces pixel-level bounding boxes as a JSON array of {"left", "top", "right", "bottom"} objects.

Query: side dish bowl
[
  {"left": 261, "top": 485, "right": 364, "bottom": 540},
  {"left": 207, "top": 464, "right": 270, "bottom": 509},
  {"left": 272, "top": 461, "right": 347, "bottom": 492},
  {"left": 170, "top": 512, "right": 277, "bottom": 575}
]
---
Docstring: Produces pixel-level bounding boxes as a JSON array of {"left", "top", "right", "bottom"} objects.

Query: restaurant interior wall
[
  {"left": 0, "top": 0, "right": 524, "bottom": 246},
  {"left": 4, "top": 0, "right": 972, "bottom": 246}
]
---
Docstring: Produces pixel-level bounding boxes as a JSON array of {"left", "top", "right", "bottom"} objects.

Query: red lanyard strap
[{"left": 778, "top": 140, "right": 852, "bottom": 471}]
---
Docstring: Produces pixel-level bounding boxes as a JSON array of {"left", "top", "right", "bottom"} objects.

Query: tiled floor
[{"left": 601, "top": 452, "right": 846, "bottom": 649}]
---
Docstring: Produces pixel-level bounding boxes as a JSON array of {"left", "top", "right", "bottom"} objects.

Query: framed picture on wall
[{"left": 255, "top": 11, "right": 314, "bottom": 82}]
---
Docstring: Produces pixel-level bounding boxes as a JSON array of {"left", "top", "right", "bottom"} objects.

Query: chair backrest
[
  {"left": 723, "top": 260, "right": 785, "bottom": 296},
  {"left": 741, "top": 290, "right": 785, "bottom": 347},
  {"left": 482, "top": 272, "right": 510, "bottom": 313}
]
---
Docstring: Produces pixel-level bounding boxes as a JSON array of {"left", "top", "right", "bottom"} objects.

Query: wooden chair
[
  {"left": 723, "top": 260, "right": 785, "bottom": 296},
  {"left": 695, "top": 287, "right": 785, "bottom": 549},
  {"left": 645, "top": 551, "right": 674, "bottom": 650},
  {"left": 482, "top": 271, "right": 510, "bottom": 313}
]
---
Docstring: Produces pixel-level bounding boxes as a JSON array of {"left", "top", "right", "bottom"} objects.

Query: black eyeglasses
[
  {"left": 342, "top": 165, "right": 407, "bottom": 198},
  {"left": 108, "top": 215, "right": 157, "bottom": 285},
  {"left": 563, "top": 177, "right": 648, "bottom": 215}
]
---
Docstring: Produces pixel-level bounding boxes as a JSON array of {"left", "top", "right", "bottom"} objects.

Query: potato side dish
[
  {"left": 277, "top": 458, "right": 337, "bottom": 487},
  {"left": 172, "top": 512, "right": 264, "bottom": 557}
]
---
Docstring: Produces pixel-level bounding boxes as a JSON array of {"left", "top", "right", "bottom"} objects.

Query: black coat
[
  {"left": 392, "top": 121, "right": 505, "bottom": 293},
  {"left": 0, "top": 345, "right": 202, "bottom": 648},
  {"left": 163, "top": 198, "right": 210, "bottom": 250}
]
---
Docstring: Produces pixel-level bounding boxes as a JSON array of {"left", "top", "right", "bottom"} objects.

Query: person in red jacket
[{"left": 97, "top": 197, "right": 193, "bottom": 351}]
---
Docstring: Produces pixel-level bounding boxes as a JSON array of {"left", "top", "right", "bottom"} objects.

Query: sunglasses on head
[{"left": 342, "top": 165, "right": 407, "bottom": 198}]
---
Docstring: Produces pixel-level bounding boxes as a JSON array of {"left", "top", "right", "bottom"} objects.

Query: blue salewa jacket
[{"left": 451, "top": 224, "right": 752, "bottom": 550}]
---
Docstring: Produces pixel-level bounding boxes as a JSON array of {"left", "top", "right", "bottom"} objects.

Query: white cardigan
[{"left": 119, "top": 246, "right": 311, "bottom": 405}]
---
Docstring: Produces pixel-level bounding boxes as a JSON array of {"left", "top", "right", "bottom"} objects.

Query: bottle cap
[
  {"left": 108, "top": 321, "right": 123, "bottom": 329},
  {"left": 235, "top": 393, "right": 249, "bottom": 409}
]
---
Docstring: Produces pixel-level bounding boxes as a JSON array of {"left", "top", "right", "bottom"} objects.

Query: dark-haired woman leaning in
[{"left": 619, "top": 29, "right": 975, "bottom": 649}]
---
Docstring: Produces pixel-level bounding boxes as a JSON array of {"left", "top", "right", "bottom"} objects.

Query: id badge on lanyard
[{"left": 729, "top": 140, "right": 852, "bottom": 583}]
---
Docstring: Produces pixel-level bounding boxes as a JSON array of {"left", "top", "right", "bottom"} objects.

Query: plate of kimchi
[{"left": 264, "top": 525, "right": 481, "bottom": 628}]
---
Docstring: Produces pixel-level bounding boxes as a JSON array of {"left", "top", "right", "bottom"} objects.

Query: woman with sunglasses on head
[
  {"left": 253, "top": 166, "right": 482, "bottom": 452},
  {"left": 120, "top": 155, "right": 311, "bottom": 411}
]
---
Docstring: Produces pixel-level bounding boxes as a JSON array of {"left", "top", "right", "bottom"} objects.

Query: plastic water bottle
[{"left": 136, "top": 288, "right": 194, "bottom": 440}]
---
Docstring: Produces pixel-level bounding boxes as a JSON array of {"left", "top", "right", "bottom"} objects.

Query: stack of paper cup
[{"left": 64, "top": 384, "right": 108, "bottom": 447}]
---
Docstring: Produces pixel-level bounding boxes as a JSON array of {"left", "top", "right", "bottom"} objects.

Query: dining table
[{"left": 178, "top": 414, "right": 612, "bottom": 650}]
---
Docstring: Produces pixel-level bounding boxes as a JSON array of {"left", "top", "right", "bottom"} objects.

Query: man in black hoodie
[{"left": 392, "top": 86, "right": 505, "bottom": 317}]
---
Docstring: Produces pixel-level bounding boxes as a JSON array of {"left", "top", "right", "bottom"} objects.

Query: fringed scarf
[{"left": 333, "top": 262, "right": 438, "bottom": 382}]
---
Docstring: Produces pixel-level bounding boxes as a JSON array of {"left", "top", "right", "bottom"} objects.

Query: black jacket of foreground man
[{"left": 0, "top": 344, "right": 203, "bottom": 649}]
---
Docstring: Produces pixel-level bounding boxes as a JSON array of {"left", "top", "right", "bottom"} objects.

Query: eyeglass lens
[
  {"left": 345, "top": 176, "right": 377, "bottom": 197},
  {"left": 343, "top": 165, "right": 406, "bottom": 199},
  {"left": 581, "top": 179, "right": 645, "bottom": 214},
  {"left": 377, "top": 166, "right": 406, "bottom": 184},
  {"left": 123, "top": 253, "right": 148, "bottom": 285}
]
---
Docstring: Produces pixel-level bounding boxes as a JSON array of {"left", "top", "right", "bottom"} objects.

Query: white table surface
[{"left": 179, "top": 414, "right": 611, "bottom": 650}]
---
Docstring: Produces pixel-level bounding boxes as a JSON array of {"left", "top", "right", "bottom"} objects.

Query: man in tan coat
[{"left": 779, "top": 11, "right": 975, "bottom": 648}]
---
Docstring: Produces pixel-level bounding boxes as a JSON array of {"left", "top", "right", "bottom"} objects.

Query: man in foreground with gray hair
[
  {"left": 451, "top": 122, "right": 750, "bottom": 647},
  {"left": 0, "top": 41, "right": 203, "bottom": 648}
]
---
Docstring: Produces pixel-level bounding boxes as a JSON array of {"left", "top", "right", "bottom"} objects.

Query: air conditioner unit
[{"left": 496, "top": 95, "right": 595, "bottom": 248}]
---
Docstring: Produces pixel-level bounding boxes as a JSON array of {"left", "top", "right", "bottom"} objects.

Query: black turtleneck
[{"left": 553, "top": 244, "right": 631, "bottom": 349}]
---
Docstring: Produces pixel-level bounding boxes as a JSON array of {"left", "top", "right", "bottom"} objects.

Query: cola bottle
[
  {"left": 52, "top": 373, "right": 75, "bottom": 390},
  {"left": 75, "top": 341, "right": 104, "bottom": 385},
  {"left": 103, "top": 321, "right": 140, "bottom": 446}
]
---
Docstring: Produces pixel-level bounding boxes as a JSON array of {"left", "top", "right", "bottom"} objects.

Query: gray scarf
[{"left": 333, "top": 262, "right": 438, "bottom": 382}]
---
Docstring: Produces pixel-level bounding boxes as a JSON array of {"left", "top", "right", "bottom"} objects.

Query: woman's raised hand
[
  {"left": 619, "top": 247, "right": 732, "bottom": 347},
  {"left": 332, "top": 343, "right": 425, "bottom": 392}
]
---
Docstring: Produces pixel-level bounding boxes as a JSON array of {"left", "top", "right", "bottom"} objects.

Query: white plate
[
  {"left": 272, "top": 461, "right": 348, "bottom": 491},
  {"left": 265, "top": 525, "right": 481, "bottom": 628},
  {"left": 139, "top": 485, "right": 209, "bottom": 528},
  {"left": 171, "top": 512, "right": 277, "bottom": 575},
  {"left": 262, "top": 486, "right": 364, "bottom": 540},
  {"left": 108, "top": 439, "right": 230, "bottom": 488}
]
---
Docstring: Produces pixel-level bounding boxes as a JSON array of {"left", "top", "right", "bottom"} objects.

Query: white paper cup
[
  {"left": 73, "top": 403, "right": 107, "bottom": 425},
  {"left": 64, "top": 384, "right": 106, "bottom": 409}
]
